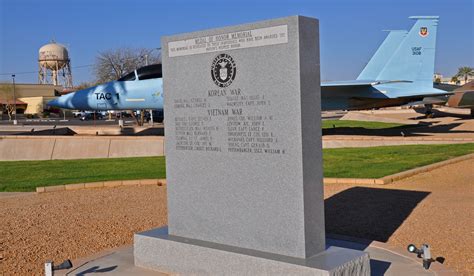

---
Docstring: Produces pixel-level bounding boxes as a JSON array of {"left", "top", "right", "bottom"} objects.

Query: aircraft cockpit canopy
[{"left": 118, "top": 64, "right": 163, "bottom": 81}]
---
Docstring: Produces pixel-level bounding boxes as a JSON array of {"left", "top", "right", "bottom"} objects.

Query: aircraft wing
[
  {"left": 322, "top": 80, "right": 377, "bottom": 87},
  {"left": 320, "top": 79, "right": 450, "bottom": 111},
  {"left": 403, "top": 96, "right": 450, "bottom": 106},
  {"left": 322, "top": 80, "right": 412, "bottom": 87}
]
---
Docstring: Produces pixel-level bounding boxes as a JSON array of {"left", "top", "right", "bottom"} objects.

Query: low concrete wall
[
  {"left": 52, "top": 137, "right": 110, "bottom": 160},
  {"left": 0, "top": 137, "right": 55, "bottom": 160},
  {"left": 109, "top": 139, "right": 164, "bottom": 158},
  {"left": 0, "top": 136, "right": 165, "bottom": 161}
]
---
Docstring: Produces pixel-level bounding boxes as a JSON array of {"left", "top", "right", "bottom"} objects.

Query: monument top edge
[{"left": 161, "top": 15, "right": 318, "bottom": 43}]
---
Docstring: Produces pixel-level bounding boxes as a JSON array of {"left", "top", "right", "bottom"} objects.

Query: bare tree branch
[
  {"left": 94, "top": 47, "right": 161, "bottom": 84},
  {"left": 0, "top": 83, "right": 15, "bottom": 121}
]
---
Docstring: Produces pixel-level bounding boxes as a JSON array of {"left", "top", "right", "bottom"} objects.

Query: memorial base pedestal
[{"left": 134, "top": 228, "right": 370, "bottom": 276}]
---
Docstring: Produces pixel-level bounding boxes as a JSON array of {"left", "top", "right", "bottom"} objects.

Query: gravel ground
[
  {"left": 1, "top": 159, "right": 472, "bottom": 275},
  {"left": 0, "top": 186, "right": 167, "bottom": 275},
  {"left": 325, "top": 158, "right": 473, "bottom": 275}
]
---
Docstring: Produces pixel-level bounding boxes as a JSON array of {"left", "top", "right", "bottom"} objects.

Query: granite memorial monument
[{"left": 134, "top": 15, "right": 370, "bottom": 275}]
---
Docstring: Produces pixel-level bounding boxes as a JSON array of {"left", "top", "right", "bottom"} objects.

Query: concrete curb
[
  {"left": 322, "top": 136, "right": 474, "bottom": 142},
  {"left": 36, "top": 179, "right": 166, "bottom": 193},
  {"left": 324, "top": 153, "right": 474, "bottom": 185}
]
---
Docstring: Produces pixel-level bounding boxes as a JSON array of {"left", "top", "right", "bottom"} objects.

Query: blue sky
[{"left": 0, "top": 0, "right": 472, "bottom": 84}]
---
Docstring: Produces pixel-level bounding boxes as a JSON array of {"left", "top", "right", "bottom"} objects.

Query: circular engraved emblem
[{"left": 211, "top": 53, "right": 236, "bottom": 87}]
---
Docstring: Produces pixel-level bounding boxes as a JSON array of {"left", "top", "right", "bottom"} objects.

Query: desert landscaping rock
[
  {"left": 0, "top": 186, "right": 167, "bottom": 275},
  {"left": 325, "top": 158, "right": 473, "bottom": 275}
]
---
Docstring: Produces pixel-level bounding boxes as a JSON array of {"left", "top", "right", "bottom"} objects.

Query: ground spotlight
[
  {"left": 44, "top": 259, "right": 73, "bottom": 276},
  {"left": 407, "top": 243, "right": 432, "bottom": 270}
]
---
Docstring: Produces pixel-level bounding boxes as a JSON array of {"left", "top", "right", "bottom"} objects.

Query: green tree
[
  {"left": 74, "top": 81, "right": 97, "bottom": 90},
  {"left": 454, "top": 66, "right": 473, "bottom": 84},
  {"left": 451, "top": 76, "right": 459, "bottom": 85}
]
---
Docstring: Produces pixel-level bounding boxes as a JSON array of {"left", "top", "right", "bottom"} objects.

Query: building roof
[
  {"left": 0, "top": 99, "right": 27, "bottom": 105},
  {"left": 0, "top": 83, "right": 63, "bottom": 97}
]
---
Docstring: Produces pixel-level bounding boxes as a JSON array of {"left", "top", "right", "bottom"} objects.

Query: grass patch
[
  {"left": 322, "top": 120, "right": 403, "bottom": 129},
  {"left": 0, "top": 157, "right": 166, "bottom": 192},
  {"left": 323, "top": 143, "right": 474, "bottom": 178},
  {"left": 1, "top": 144, "right": 473, "bottom": 192}
]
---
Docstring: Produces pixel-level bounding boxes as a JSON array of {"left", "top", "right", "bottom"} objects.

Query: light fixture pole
[{"left": 12, "top": 74, "right": 17, "bottom": 125}]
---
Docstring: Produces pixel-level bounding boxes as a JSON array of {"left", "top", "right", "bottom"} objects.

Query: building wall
[
  {"left": 0, "top": 83, "right": 63, "bottom": 115},
  {"left": 18, "top": 97, "right": 44, "bottom": 114},
  {"left": 0, "top": 83, "right": 62, "bottom": 97},
  {"left": 18, "top": 96, "right": 59, "bottom": 114},
  {"left": 434, "top": 75, "right": 474, "bottom": 85}
]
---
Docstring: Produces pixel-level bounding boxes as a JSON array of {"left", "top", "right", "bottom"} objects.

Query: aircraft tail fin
[
  {"left": 357, "top": 30, "right": 407, "bottom": 80},
  {"left": 375, "top": 16, "right": 439, "bottom": 86}
]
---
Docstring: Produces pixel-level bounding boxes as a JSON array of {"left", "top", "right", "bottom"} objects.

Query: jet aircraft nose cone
[
  {"left": 48, "top": 92, "right": 75, "bottom": 109},
  {"left": 48, "top": 98, "right": 61, "bottom": 108}
]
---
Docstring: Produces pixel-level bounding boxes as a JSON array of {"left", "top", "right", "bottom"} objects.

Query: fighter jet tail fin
[
  {"left": 357, "top": 30, "right": 408, "bottom": 80},
  {"left": 375, "top": 16, "right": 439, "bottom": 87}
]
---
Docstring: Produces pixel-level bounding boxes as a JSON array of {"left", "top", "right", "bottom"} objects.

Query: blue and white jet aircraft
[
  {"left": 49, "top": 64, "right": 164, "bottom": 111},
  {"left": 49, "top": 16, "right": 447, "bottom": 113}
]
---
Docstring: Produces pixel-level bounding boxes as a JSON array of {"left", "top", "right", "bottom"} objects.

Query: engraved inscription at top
[{"left": 168, "top": 25, "right": 288, "bottom": 57}]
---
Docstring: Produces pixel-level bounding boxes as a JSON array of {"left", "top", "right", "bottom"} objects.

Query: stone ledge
[
  {"left": 322, "top": 136, "right": 474, "bottom": 142},
  {"left": 43, "top": 185, "right": 65, "bottom": 192},
  {"left": 139, "top": 179, "right": 158, "bottom": 185},
  {"left": 85, "top": 182, "right": 104, "bottom": 189},
  {"left": 36, "top": 178, "right": 166, "bottom": 193},
  {"left": 122, "top": 180, "right": 140, "bottom": 186},
  {"left": 104, "top": 180, "right": 122, "bottom": 187},
  {"left": 65, "top": 183, "right": 85, "bottom": 190}
]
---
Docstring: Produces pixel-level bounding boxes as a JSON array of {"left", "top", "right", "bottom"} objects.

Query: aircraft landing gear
[{"left": 424, "top": 104, "right": 434, "bottom": 118}]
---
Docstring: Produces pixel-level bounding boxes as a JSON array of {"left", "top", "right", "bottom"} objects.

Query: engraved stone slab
[{"left": 162, "top": 15, "right": 324, "bottom": 259}]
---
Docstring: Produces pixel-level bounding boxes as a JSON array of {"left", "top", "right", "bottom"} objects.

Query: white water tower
[{"left": 38, "top": 41, "right": 73, "bottom": 88}]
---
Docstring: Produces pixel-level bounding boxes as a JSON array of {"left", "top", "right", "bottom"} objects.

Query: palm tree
[
  {"left": 451, "top": 76, "right": 459, "bottom": 85},
  {"left": 455, "top": 66, "right": 474, "bottom": 84}
]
